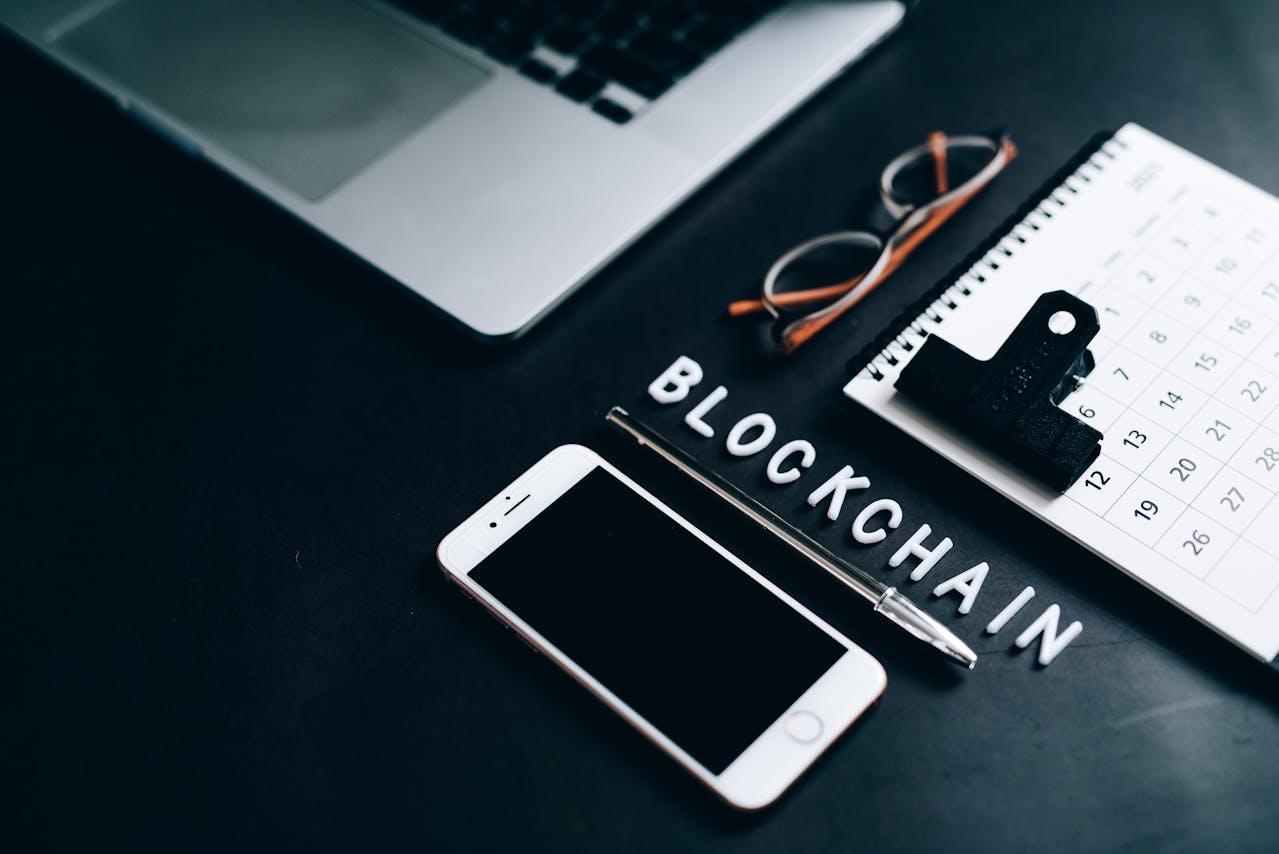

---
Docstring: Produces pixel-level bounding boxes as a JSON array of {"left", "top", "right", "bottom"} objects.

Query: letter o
[{"left": 726, "top": 413, "right": 777, "bottom": 457}]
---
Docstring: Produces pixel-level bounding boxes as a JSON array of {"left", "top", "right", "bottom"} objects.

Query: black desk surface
[{"left": 8, "top": 2, "right": 1279, "bottom": 851}]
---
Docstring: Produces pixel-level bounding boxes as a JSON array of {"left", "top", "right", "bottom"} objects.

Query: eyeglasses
[{"left": 728, "top": 131, "right": 1018, "bottom": 353}]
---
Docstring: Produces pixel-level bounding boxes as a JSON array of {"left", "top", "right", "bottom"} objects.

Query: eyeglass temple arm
[
  {"left": 929, "top": 131, "right": 949, "bottom": 196},
  {"left": 727, "top": 277, "right": 864, "bottom": 316}
]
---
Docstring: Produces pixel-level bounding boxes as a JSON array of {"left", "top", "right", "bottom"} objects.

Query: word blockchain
[{"left": 648, "top": 356, "right": 1084, "bottom": 667}]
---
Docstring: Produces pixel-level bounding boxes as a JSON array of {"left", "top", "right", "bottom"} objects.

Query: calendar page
[{"left": 844, "top": 123, "right": 1279, "bottom": 663}]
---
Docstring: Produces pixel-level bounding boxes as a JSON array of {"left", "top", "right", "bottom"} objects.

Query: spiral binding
[{"left": 848, "top": 131, "right": 1127, "bottom": 382}]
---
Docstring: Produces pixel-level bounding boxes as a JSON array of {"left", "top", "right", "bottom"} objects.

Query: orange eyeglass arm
[{"left": 928, "top": 130, "right": 949, "bottom": 195}]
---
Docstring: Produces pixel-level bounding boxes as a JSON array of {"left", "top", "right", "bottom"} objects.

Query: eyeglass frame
[{"left": 732, "top": 131, "right": 1018, "bottom": 353}]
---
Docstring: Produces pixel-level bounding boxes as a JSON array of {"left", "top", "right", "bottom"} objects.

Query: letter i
[{"left": 985, "top": 586, "right": 1035, "bottom": 635}]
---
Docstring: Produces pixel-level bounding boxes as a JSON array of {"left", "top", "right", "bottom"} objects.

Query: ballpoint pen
[{"left": 606, "top": 406, "right": 978, "bottom": 669}]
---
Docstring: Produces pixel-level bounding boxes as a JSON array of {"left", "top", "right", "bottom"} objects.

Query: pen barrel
[{"left": 873, "top": 588, "right": 941, "bottom": 644}]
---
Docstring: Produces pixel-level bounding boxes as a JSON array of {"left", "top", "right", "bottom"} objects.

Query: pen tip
[{"left": 948, "top": 644, "right": 978, "bottom": 670}]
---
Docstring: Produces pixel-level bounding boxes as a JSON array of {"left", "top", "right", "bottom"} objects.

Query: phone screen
[{"left": 469, "top": 467, "right": 847, "bottom": 774}]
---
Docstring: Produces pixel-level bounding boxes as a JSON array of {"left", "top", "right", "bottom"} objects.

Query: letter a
[{"left": 931, "top": 563, "right": 989, "bottom": 615}]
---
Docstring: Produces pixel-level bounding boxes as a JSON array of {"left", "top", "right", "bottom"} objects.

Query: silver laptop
[{"left": 3, "top": 0, "right": 904, "bottom": 340}]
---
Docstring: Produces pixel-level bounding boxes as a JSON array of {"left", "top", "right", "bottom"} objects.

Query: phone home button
[{"left": 784, "top": 710, "right": 823, "bottom": 743}]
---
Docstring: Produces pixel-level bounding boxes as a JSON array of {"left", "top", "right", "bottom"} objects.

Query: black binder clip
[{"left": 894, "top": 290, "right": 1102, "bottom": 491}]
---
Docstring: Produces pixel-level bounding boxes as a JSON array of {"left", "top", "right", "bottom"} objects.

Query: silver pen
[{"left": 606, "top": 406, "right": 978, "bottom": 669}]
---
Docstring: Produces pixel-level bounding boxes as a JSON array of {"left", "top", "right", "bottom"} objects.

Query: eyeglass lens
[
  {"left": 888, "top": 141, "right": 997, "bottom": 208},
  {"left": 769, "top": 236, "right": 882, "bottom": 315}
]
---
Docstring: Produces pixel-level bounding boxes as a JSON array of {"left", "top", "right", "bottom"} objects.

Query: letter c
[{"left": 766, "top": 440, "right": 816, "bottom": 484}]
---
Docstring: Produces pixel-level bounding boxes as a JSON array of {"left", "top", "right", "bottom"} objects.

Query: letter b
[{"left": 648, "top": 356, "right": 704, "bottom": 404}]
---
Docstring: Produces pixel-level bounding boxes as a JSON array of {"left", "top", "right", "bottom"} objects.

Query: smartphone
[{"left": 437, "top": 445, "right": 886, "bottom": 810}]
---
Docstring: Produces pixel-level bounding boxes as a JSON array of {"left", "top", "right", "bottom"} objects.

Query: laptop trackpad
[{"left": 55, "top": 0, "right": 489, "bottom": 201}]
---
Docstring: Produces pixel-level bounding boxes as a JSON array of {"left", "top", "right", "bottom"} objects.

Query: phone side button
[{"left": 784, "top": 710, "right": 823, "bottom": 744}]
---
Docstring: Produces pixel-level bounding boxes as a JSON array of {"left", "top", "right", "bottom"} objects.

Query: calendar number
[
  {"left": 1228, "top": 316, "right": 1252, "bottom": 336},
  {"left": 1079, "top": 405, "right": 1096, "bottom": 419},
  {"left": 1085, "top": 470, "right": 1110, "bottom": 490},
  {"left": 1220, "top": 486, "right": 1246, "bottom": 513},
  {"left": 1240, "top": 379, "right": 1268, "bottom": 403},
  {"left": 1215, "top": 257, "right": 1238, "bottom": 276},
  {"left": 1150, "top": 330, "right": 1168, "bottom": 344},
  {"left": 1169, "top": 458, "right": 1197, "bottom": 482},
  {"left": 1182, "top": 529, "right": 1210, "bottom": 556},
  {"left": 1184, "top": 294, "right": 1201, "bottom": 308},
  {"left": 1258, "top": 448, "right": 1279, "bottom": 472},
  {"left": 1134, "top": 500, "right": 1159, "bottom": 521},
  {"left": 1194, "top": 353, "right": 1217, "bottom": 372},
  {"left": 1262, "top": 281, "right": 1279, "bottom": 300},
  {"left": 1113, "top": 367, "right": 1129, "bottom": 381},
  {"left": 1205, "top": 420, "right": 1231, "bottom": 442},
  {"left": 1124, "top": 430, "right": 1147, "bottom": 448},
  {"left": 1159, "top": 390, "right": 1182, "bottom": 410}
]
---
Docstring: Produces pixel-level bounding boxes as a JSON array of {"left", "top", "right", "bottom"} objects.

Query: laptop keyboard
[{"left": 387, "top": 0, "right": 784, "bottom": 124}]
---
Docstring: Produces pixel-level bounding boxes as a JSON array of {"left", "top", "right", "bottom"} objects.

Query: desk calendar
[{"left": 845, "top": 123, "right": 1279, "bottom": 664}]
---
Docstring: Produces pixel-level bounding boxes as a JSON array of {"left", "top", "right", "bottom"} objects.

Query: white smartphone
[{"left": 437, "top": 444, "right": 886, "bottom": 810}]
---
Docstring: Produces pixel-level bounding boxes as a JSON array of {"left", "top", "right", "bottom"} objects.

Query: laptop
[{"left": 2, "top": 0, "right": 905, "bottom": 340}]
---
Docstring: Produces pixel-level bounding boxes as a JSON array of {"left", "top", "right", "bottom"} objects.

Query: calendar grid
[{"left": 1063, "top": 190, "right": 1279, "bottom": 613}]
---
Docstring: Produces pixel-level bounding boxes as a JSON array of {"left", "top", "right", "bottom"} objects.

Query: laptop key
[
  {"left": 544, "top": 24, "right": 593, "bottom": 55},
  {"left": 578, "top": 44, "right": 672, "bottom": 100},
  {"left": 591, "top": 98, "right": 634, "bottom": 124},
  {"left": 485, "top": 32, "right": 533, "bottom": 64},
  {"left": 518, "top": 58, "right": 560, "bottom": 85},
  {"left": 505, "top": 7, "right": 556, "bottom": 36},
  {"left": 629, "top": 31, "right": 700, "bottom": 74},
  {"left": 646, "top": 2, "right": 698, "bottom": 33},
  {"left": 592, "top": 11, "right": 642, "bottom": 40},
  {"left": 555, "top": 69, "right": 605, "bottom": 102}
]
